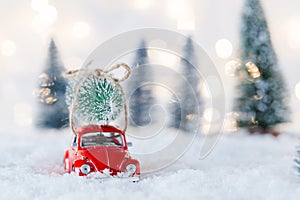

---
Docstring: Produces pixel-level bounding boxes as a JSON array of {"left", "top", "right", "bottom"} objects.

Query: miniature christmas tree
[
  {"left": 127, "top": 39, "right": 155, "bottom": 126},
  {"left": 65, "top": 63, "right": 131, "bottom": 129},
  {"left": 169, "top": 36, "right": 202, "bottom": 132},
  {"left": 234, "top": 0, "right": 289, "bottom": 135},
  {"left": 72, "top": 76, "right": 124, "bottom": 123},
  {"left": 35, "top": 39, "right": 69, "bottom": 129}
]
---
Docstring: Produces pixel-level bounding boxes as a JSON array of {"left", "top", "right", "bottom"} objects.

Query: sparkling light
[
  {"left": 1, "top": 40, "right": 16, "bottom": 56},
  {"left": 253, "top": 95, "right": 262, "bottom": 100},
  {"left": 245, "top": 61, "right": 261, "bottom": 78},
  {"left": 38, "top": 73, "right": 54, "bottom": 86},
  {"left": 72, "top": 21, "right": 90, "bottom": 38},
  {"left": 186, "top": 114, "right": 196, "bottom": 120},
  {"left": 36, "top": 87, "right": 57, "bottom": 104},
  {"left": 225, "top": 59, "right": 241, "bottom": 76},
  {"left": 287, "top": 17, "right": 300, "bottom": 49},
  {"left": 224, "top": 112, "right": 239, "bottom": 132},
  {"left": 250, "top": 116, "right": 258, "bottom": 126},
  {"left": 294, "top": 82, "right": 300, "bottom": 100},
  {"left": 215, "top": 38, "right": 233, "bottom": 59},
  {"left": 31, "top": 0, "right": 48, "bottom": 12},
  {"left": 44, "top": 96, "right": 57, "bottom": 104}
]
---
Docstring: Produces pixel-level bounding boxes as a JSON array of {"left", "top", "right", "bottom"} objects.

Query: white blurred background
[{"left": 0, "top": 0, "right": 299, "bottom": 132}]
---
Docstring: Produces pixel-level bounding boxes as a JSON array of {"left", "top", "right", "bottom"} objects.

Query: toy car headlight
[
  {"left": 125, "top": 163, "right": 136, "bottom": 174},
  {"left": 80, "top": 164, "right": 91, "bottom": 175}
]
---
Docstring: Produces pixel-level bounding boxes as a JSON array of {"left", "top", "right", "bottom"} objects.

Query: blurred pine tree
[
  {"left": 234, "top": 0, "right": 289, "bottom": 135},
  {"left": 35, "top": 39, "right": 69, "bottom": 129},
  {"left": 127, "top": 39, "right": 155, "bottom": 126},
  {"left": 169, "top": 36, "right": 202, "bottom": 132}
]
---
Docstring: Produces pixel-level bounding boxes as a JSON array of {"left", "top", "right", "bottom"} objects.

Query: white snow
[{"left": 1, "top": 128, "right": 300, "bottom": 200}]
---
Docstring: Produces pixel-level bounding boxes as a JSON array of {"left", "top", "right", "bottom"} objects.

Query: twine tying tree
[{"left": 65, "top": 61, "right": 131, "bottom": 134}]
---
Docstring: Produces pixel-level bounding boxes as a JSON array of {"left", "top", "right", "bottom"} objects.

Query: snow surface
[{"left": 1, "top": 128, "right": 300, "bottom": 200}]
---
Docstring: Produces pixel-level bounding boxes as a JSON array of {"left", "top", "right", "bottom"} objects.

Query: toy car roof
[{"left": 75, "top": 125, "right": 124, "bottom": 136}]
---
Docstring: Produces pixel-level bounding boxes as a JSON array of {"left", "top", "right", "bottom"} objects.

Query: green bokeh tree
[
  {"left": 234, "top": 0, "right": 289, "bottom": 135},
  {"left": 127, "top": 39, "right": 155, "bottom": 126},
  {"left": 169, "top": 36, "right": 202, "bottom": 132},
  {"left": 35, "top": 39, "right": 69, "bottom": 129}
]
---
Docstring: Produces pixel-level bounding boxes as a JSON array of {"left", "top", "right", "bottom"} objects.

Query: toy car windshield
[{"left": 81, "top": 132, "right": 124, "bottom": 147}]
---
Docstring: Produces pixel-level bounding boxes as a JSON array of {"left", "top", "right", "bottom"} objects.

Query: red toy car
[{"left": 64, "top": 125, "right": 140, "bottom": 181}]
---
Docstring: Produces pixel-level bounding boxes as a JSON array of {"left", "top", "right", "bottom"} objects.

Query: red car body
[{"left": 64, "top": 125, "right": 140, "bottom": 179}]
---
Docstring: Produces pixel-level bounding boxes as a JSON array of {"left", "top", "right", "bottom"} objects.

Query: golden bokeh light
[
  {"left": 40, "top": 88, "right": 51, "bottom": 96},
  {"left": 224, "top": 112, "right": 239, "bottom": 132},
  {"left": 186, "top": 114, "right": 195, "bottom": 120},
  {"left": 253, "top": 95, "right": 262, "bottom": 100},
  {"left": 36, "top": 87, "right": 57, "bottom": 104},
  {"left": 250, "top": 116, "right": 259, "bottom": 126},
  {"left": 38, "top": 73, "right": 54, "bottom": 86},
  {"left": 44, "top": 96, "right": 57, "bottom": 104},
  {"left": 245, "top": 61, "right": 261, "bottom": 78},
  {"left": 35, "top": 72, "right": 58, "bottom": 104}
]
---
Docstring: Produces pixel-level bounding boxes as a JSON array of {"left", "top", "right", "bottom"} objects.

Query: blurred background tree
[
  {"left": 169, "top": 36, "right": 202, "bottom": 132},
  {"left": 127, "top": 39, "right": 155, "bottom": 126},
  {"left": 234, "top": 0, "right": 289, "bottom": 135},
  {"left": 34, "top": 39, "right": 69, "bottom": 129}
]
